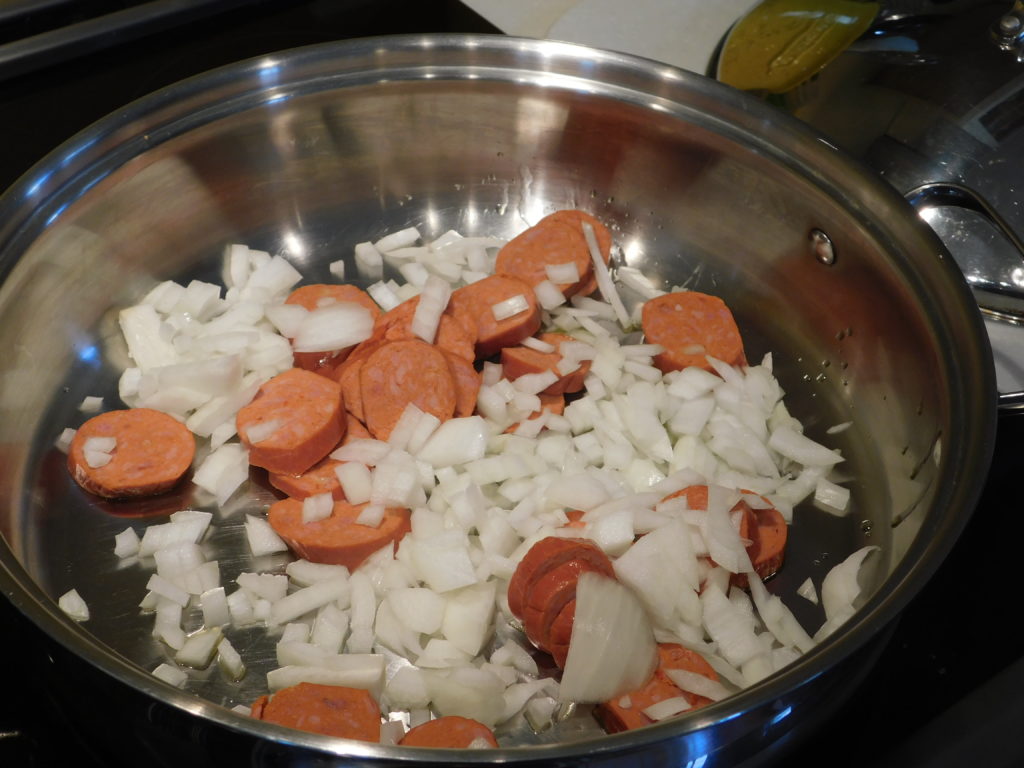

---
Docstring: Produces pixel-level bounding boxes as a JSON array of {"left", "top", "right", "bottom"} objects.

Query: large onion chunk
[{"left": 559, "top": 572, "right": 658, "bottom": 703}]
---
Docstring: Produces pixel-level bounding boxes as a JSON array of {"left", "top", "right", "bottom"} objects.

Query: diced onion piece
[
  {"left": 356, "top": 503, "right": 385, "bottom": 528},
  {"left": 302, "top": 492, "right": 334, "bottom": 524},
  {"left": 520, "top": 336, "right": 556, "bottom": 354},
  {"left": 78, "top": 396, "right": 103, "bottom": 413},
  {"left": 217, "top": 637, "right": 246, "bottom": 680},
  {"left": 328, "top": 259, "right": 346, "bottom": 280},
  {"left": 534, "top": 280, "right": 567, "bottom": 310},
  {"left": 55, "top": 427, "right": 76, "bottom": 453},
  {"left": 84, "top": 435, "right": 116, "bottom": 454},
  {"left": 292, "top": 303, "right": 374, "bottom": 353},
  {"left": 768, "top": 426, "right": 844, "bottom": 467},
  {"left": 416, "top": 416, "right": 488, "bottom": 467},
  {"left": 58, "top": 588, "right": 89, "bottom": 621},
  {"left": 269, "top": 578, "right": 350, "bottom": 626},
  {"left": 244, "top": 418, "right": 283, "bottom": 444},
  {"left": 367, "top": 280, "right": 402, "bottom": 312},
  {"left": 354, "top": 242, "right": 384, "bottom": 280},
  {"left": 175, "top": 627, "right": 223, "bottom": 669},
  {"left": 373, "top": 226, "right": 421, "bottom": 253},
  {"left": 814, "top": 477, "right": 850, "bottom": 514},
  {"left": 244, "top": 514, "right": 289, "bottom": 556},
  {"left": 797, "top": 577, "right": 819, "bottom": 604},
  {"left": 193, "top": 443, "right": 249, "bottom": 505},
  {"left": 641, "top": 696, "right": 692, "bottom": 721},
  {"left": 335, "top": 462, "right": 373, "bottom": 505},
  {"left": 491, "top": 294, "right": 529, "bottom": 321},
  {"left": 286, "top": 559, "right": 350, "bottom": 587},
  {"left": 821, "top": 545, "right": 878, "bottom": 622},
  {"left": 201, "top": 586, "right": 231, "bottom": 627},
  {"left": 545, "top": 261, "right": 581, "bottom": 284},
  {"left": 264, "top": 303, "right": 308, "bottom": 338},
  {"left": 559, "top": 572, "right": 657, "bottom": 703},
  {"left": 663, "top": 668, "right": 731, "bottom": 702},
  {"left": 152, "top": 663, "right": 188, "bottom": 688},
  {"left": 331, "top": 438, "right": 391, "bottom": 465},
  {"left": 581, "top": 222, "right": 629, "bottom": 327},
  {"left": 411, "top": 275, "right": 452, "bottom": 344},
  {"left": 114, "top": 527, "right": 140, "bottom": 559},
  {"left": 827, "top": 421, "right": 852, "bottom": 435},
  {"left": 84, "top": 449, "right": 113, "bottom": 468}
]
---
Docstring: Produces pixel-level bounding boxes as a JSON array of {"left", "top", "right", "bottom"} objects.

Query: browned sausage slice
[
  {"left": 506, "top": 537, "right": 614, "bottom": 620},
  {"left": 359, "top": 339, "right": 457, "bottom": 440},
  {"left": 374, "top": 296, "right": 477, "bottom": 361},
  {"left": 67, "top": 408, "right": 195, "bottom": 499},
  {"left": 450, "top": 275, "right": 541, "bottom": 358},
  {"left": 236, "top": 368, "right": 345, "bottom": 476},
  {"left": 255, "top": 683, "right": 381, "bottom": 741},
  {"left": 500, "top": 332, "right": 591, "bottom": 395},
  {"left": 398, "top": 716, "right": 498, "bottom": 748},
  {"left": 641, "top": 291, "right": 746, "bottom": 373},
  {"left": 267, "top": 498, "right": 412, "bottom": 570}
]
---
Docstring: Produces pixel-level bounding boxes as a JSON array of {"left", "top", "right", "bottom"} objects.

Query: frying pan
[{"left": 0, "top": 34, "right": 996, "bottom": 765}]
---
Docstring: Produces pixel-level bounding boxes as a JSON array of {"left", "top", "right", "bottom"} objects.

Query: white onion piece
[
  {"left": 200, "top": 586, "right": 231, "bottom": 627},
  {"left": 411, "top": 275, "right": 452, "bottom": 344},
  {"left": 269, "top": 578, "right": 350, "bottom": 626},
  {"left": 217, "top": 637, "right": 246, "bottom": 680},
  {"left": 193, "top": 443, "right": 249, "bottom": 505},
  {"left": 373, "top": 227, "right": 421, "bottom": 252},
  {"left": 312, "top": 605, "right": 350, "bottom": 653},
  {"left": 356, "top": 503, "right": 385, "bottom": 528},
  {"left": 268, "top": 662, "right": 384, "bottom": 696},
  {"left": 386, "top": 667, "right": 431, "bottom": 709},
  {"left": 84, "top": 448, "right": 113, "bottom": 468},
  {"left": 797, "top": 577, "right": 819, "bottom": 604},
  {"left": 175, "top": 627, "right": 223, "bottom": 669},
  {"left": 614, "top": 520, "right": 699, "bottom": 624},
  {"left": 146, "top": 574, "right": 189, "bottom": 607},
  {"left": 747, "top": 571, "right": 815, "bottom": 653},
  {"left": 292, "top": 303, "right": 374, "bottom": 353},
  {"left": 768, "top": 426, "right": 844, "bottom": 467},
  {"left": 491, "top": 294, "right": 529, "bottom": 321},
  {"left": 354, "top": 241, "right": 384, "bottom": 280},
  {"left": 244, "top": 514, "right": 288, "bottom": 557},
  {"left": 244, "top": 418, "right": 283, "bottom": 444},
  {"left": 424, "top": 667, "right": 505, "bottom": 727},
  {"left": 152, "top": 663, "right": 188, "bottom": 688},
  {"left": 264, "top": 303, "right": 308, "bottom": 338},
  {"left": 700, "top": 583, "right": 762, "bottom": 668},
  {"left": 415, "top": 416, "right": 488, "bottom": 467},
  {"left": 581, "top": 222, "right": 629, "bottom": 327},
  {"left": 58, "top": 588, "right": 89, "bottom": 621},
  {"left": 114, "top": 527, "right": 140, "bottom": 559},
  {"left": 441, "top": 581, "right": 496, "bottom": 656},
  {"left": 286, "top": 559, "right": 350, "bottom": 586},
  {"left": 814, "top": 477, "right": 850, "bottom": 514},
  {"left": 663, "top": 668, "right": 731, "bottom": 702},
  {"left": 331, "top": 438, "right": 391, "bottom": 465},
  {"left": 821, "top": 545, "right": 879, "bottom": 622},
  {"left": 388, "top": 587, "right": 445, "bottom": 635},
  {"left": 545, "top": 261, "right": 581, "bottom": 284},
  {"left": 519, "top": 336, "right": 555, "bottom": 354},
  {"left": 642, "top": 696, "right": 692, "bottom": 721},
  {"left": 559, "top": 572, "right": 658, "bottom": 703},
  {"left": 534, "top": 280, "right": 567, "bottom": 310},
  {"left": 335, "top": 462, "right": 373, "bottom": 505},
  {"left": 367, "top": 280, "right": 402, "bottom": 311},
  {"left": 78, "top": 396, "right": 103, "bottom": 413},
  {"left": 237, "top": 572, "right": 288, "bottom": 602},
  {"left": 302, "top": 493, "right": 334, "bottom": 524}
]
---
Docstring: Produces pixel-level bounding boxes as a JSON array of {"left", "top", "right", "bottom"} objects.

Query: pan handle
[{"left": 904, "top": 181, "right": 1024, "bottom": 412}]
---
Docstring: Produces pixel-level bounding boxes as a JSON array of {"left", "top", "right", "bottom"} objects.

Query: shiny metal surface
[
  {"left": 788, "top": 2, "right": 1024, "bottom": 319},
  {"left": 0, "top": 34, "right": 996, "bottom": 765}
]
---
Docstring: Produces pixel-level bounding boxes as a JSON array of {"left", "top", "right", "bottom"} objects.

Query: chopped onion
[
  {"left": 356, "top": 503, "right": 386, "bottom": 527},
  {"left": 411, "top": 275, "right": 452, "bottom": 344},
  {"left": 244, "top": 418, "right": 283, "bottom": 444},
  {"left": 244, "top": 514, "right": 288, "bottom": 557},
  {"left": 302, "top": 492, "right": 334, "bottom": 524},
  {"left": 814, "top": 477, "right": 850, "bottom": 514},
  {"left": 491, "top": 294, "right": 530, "bottom": 321},
  {"left": 545, "top": 262, "right": 581, "bottom": 284},
  {"left": 642, "top": 696, "right": 692, "bottom": 721},
  {"left": 354, "top": 241, "right": 384, "bottom": 279},
  {"left": 292, "top": 303, "right": 374, "bottom": 353},
  {"left": 822, "top": 545, "right": 879, "bottom": 622},
  {"left": 58, "top": 588, "right": 89, "bottom": 621},
  {"left": 152, "top": 663, "right": 188, "bottom": 688},
  {"left": 768, "top": 426, "right": 844, "bottom": 467},
  {"left": 559, "top": 572, "right": 658, "bottom": 703},
  {"left": 663, "top": 668, "right": 730, "bottom": 702},
  {"left": 581, "top": 222, "right": 629, "bottom": 327}
]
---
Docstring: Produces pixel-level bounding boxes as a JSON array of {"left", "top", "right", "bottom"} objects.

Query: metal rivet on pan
[{"left": 810, "top": 229, "right": 836, "bottom": 265}]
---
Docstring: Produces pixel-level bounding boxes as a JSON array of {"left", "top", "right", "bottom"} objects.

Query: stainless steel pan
[{"left": 0, "top": 34, "right": 996, "bottom": 766}]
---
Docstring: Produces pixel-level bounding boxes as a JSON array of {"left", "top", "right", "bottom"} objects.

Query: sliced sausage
[
  {"left": 449, "top": 275, "right": 541, "bottom": 359},
  {"left": 507, "top": 537, "right": 614, "bottom": 620},
  {"left": 330, "top": 335, "right": 387, "bottom": 423},
  {"left": 521, "top": 558, "right": 602, "bottom": 656},
  {"left": 662, "top": 485, "right": 787, "bottom": 586},
  {"left": 503, "top": 393, "right": 565, "bottom": 435},
  {"left": 641, "top": 291, "right": 746, "bottom": 374},
  {"left": 595, "top": 643, "right": 718, "bottom": 733},
  {"left": 443, "top": 349, "right": 482, "bottom": 418},
  {"left": 285, "top": 284, "right": 382, "bottom": 375},
  {"left": 236, "top": 368, "right": 345, "bottom": 476},
  {"left": 255, "top": 682, "right": 381, "bottom": 741},
  {"left": 267, "top": 497, "right": 412, "bottom": 570},
  {"left": 547, "top": 598, "right": 576, "bottom": 669},
  {"left": 494, "top": 210, "right": 612, "bottom": 299},
  {"left": 500, "top": 332, "right": 591, "bottom": 395},
  {"left": 398, "top": 716, "right": 498, "bottom": 748},
  {"left": 374, "top": 296, "right": 477, "bottom": 361},
  {"left": 267, "top": 414, "right": 370, "bottom": 500},
  {"left": 360, "top": 339, "right": 457, "bottom": 440},
  {"left": 67, "top": 408, "right": 195, "bottom": 499}
]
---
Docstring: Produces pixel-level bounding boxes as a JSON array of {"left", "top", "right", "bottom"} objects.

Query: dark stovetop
[{"left": 3, "top": 1, "right": 1024, "bottom": 765}]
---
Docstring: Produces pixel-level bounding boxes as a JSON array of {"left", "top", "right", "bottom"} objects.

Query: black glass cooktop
[{"left": 2, "top": 2, "right": 1024, "bottom": 765}]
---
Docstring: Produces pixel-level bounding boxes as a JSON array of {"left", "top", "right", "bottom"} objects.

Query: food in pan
[{"left": 59, "top": 209, "right": 873, "bottom": 745}]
